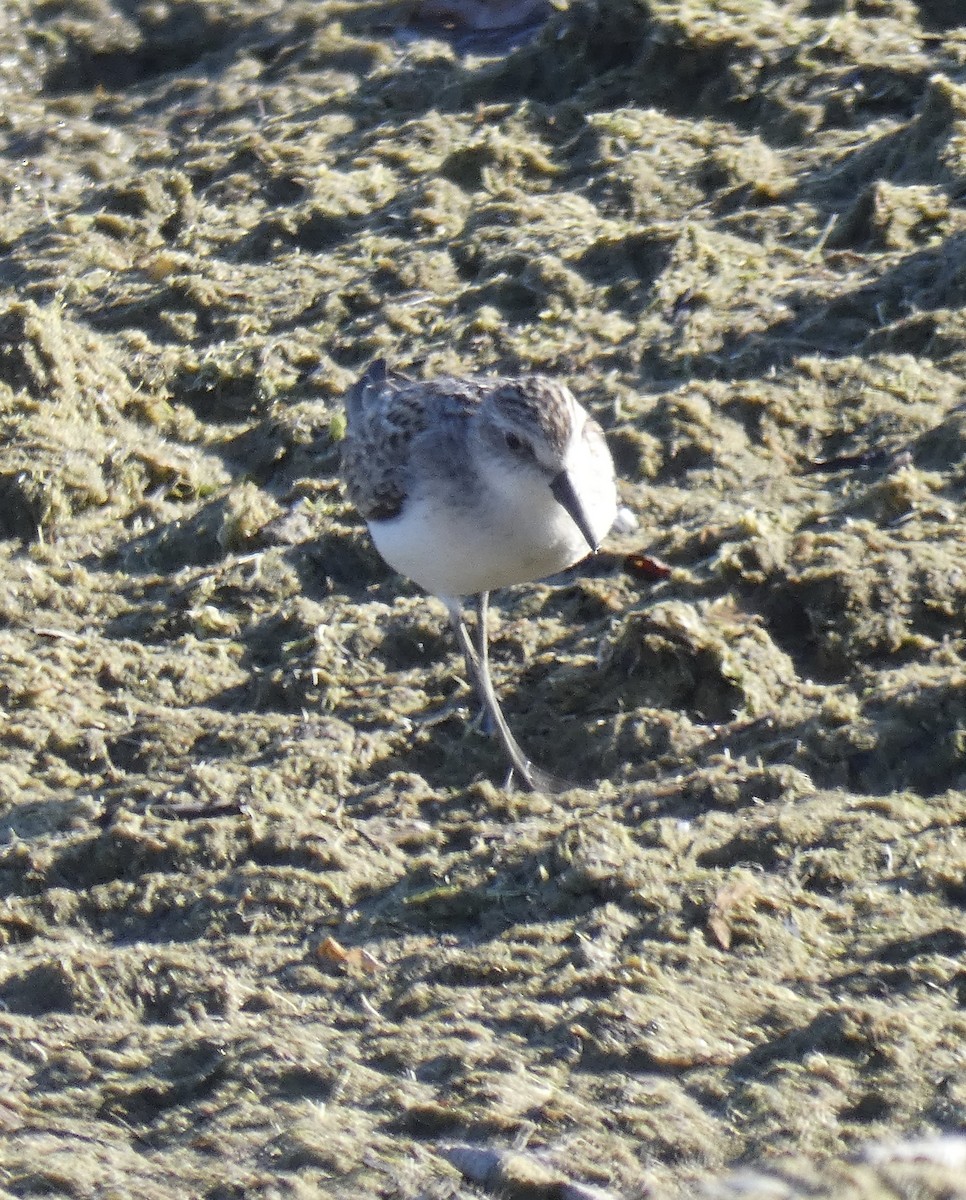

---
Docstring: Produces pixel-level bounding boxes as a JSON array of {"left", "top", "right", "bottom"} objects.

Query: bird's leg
[
  {"left": 447, "top": 596, "right": 490, "bottom": 734},
  {"left": 450, "top": 593, "right": 493, "bottom": 734},
  {"left": 455, "top": 602, "right": 482, "bottom": 695},
  {"left": 444, "top": 596, "right": 565, "bottom": 794},
  {"left": 475, "top": 590, "right": 490, "bottom": 664},
  {"left": 473, "top": 592, "right": 496, "bottom": 736}
]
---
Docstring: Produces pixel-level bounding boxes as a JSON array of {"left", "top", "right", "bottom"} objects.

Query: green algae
[{"left": 1, "top": 0, "right": 966, "bottom": 1197}]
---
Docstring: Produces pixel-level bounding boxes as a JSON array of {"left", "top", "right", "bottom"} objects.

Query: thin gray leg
[{"left": 443, "top": 596, "right": 566, "bottom": 793}]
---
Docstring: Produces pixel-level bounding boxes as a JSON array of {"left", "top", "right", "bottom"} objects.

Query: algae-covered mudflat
[{"left": 1, "top": 1, "right": 964, "bottom": 1196}]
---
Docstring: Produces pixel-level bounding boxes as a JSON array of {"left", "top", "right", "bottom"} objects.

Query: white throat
[{"left": 370, "top": 427, "right": 617, "bottom": 599}]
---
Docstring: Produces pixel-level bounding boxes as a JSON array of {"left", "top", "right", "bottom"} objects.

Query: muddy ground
[{"left": 1, "top": 0, "right": 965, "bottom": 1196}]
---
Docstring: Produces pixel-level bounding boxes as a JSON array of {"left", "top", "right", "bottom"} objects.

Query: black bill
[{"left": 550, "top": 470, "right": 599, "bottom": 554}]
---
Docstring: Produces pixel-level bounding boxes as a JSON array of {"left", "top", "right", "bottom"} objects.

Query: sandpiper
[{"left": 340, "top": 359, "right": 618, "bottom": 791}]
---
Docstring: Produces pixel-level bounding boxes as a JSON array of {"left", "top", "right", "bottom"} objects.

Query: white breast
[
  {"left": 369, "top": 427, "right": 617, "bottom": 599},
  {"left": 370, "top": 493, "right": 577, "bottom": 598}
]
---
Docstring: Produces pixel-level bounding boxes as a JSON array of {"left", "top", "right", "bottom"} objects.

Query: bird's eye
[{"left": 504, "top": 432, "right": 528, "bottom": 455}]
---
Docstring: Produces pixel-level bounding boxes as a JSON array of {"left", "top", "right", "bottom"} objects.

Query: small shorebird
[{"left": 340, "top": 360, "right": 618, "bottom": 791}]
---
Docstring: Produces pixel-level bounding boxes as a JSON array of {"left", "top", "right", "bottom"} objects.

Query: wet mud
[{"left": 1, "top": 1, "right": 965, "bottom": 1196}]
